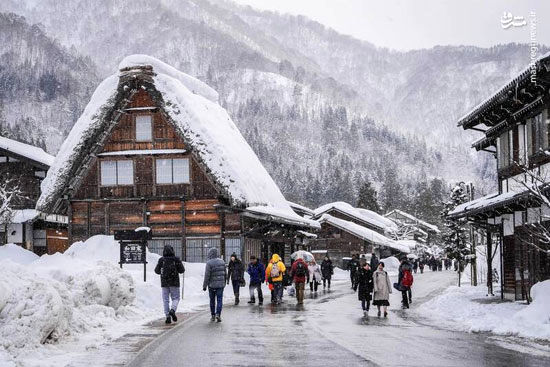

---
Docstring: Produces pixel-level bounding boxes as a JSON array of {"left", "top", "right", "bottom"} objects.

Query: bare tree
[{"left": 0, "top": 178, "right": 23, "bottom": 242}]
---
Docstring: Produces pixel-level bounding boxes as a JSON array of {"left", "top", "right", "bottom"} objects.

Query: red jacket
[{"left": 290, "top": 258, "right": 309, "bottom": 283}]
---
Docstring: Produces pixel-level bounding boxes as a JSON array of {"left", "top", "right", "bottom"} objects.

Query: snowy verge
[
  {"left": 0, "top": 236, "right": 228, "bottom": 367},
  {"left": 413, "top": 281, "right": 550, "bottom": 340}
]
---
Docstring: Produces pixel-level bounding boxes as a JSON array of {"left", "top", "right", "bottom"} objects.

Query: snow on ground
[
  {"left": 413, "top": 279, "right": 550, "bottom": 340},
  {"left": 0, "top": 236, "right": 234, "bottom": 367}
]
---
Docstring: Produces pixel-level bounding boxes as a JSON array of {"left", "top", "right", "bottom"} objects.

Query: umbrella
[
  {"left": 407, "top": 253, "right": 418, "bottom": 260},
  {"left": 291, "top": 250, "right": 315, "bottom": 262}
]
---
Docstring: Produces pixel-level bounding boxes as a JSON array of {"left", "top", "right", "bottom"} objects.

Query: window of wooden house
[
  {"left": 518, "top": 123, "right": 527, "bottom": 165},
  {"left": 156, "top": 158, "right": 190, "bottom": 184},
  {"left": 497, "top": 130, "right": 510, "bottom": 168},
  {"left": 100, "top": 160, "right": 134, "bottom": 186},
  {"left": 135, "top": 115, "right": 152, "bottom": 142},
  {"left": 528, "top": 112, "right": 548, "bottom": 155}
]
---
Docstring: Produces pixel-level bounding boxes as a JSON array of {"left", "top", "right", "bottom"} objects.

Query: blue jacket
[{"left": 247, "top": 262, "right": 265, "bottom": 285}]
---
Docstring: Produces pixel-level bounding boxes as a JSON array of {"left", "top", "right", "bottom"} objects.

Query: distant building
[
  {"left": 0, "top": 136, "right": 68, "bottom": 255},
  {"left": 37, "top": 55, "right": 319, "bottom": 264},
  {"left": 448, "top": 52, "right": 550, "bottom": 301},
  {"left": 385, "top": 209, "right": 440, "bottom": 246}
]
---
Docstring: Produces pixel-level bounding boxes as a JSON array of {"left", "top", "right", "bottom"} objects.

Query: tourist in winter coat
[
  {"left": 265, "top": 254, "right": 286, "bottom": 304},
  {"left": 308, "top": 260, "right": 323, "bottom": 292},
  {"left": 290, "top": 258, "right": 309, "bottom": 304},
  {"left": 398, "top": 258, "right": 414, "bottom": 308},
  {"left": 354, "top": 262, "right": 374, "bottom": 315},
  {"left": 154, "top": 245, "right": 185, "bottom": 324},
  {"left": 369, "top": 252, "right": 379, "bottom": 271},
  {"left": 348, "top": 254, "right": 360, "bottom": 289},
  {"left": 320, "top": 256, "right": 334, "bottom": 289},
  {"left": 227, "top": 253, "right": 245, "bottom": 305},
  {"left": 202, "top": 247, "right": 227, "bottom": 322},
  {"left": 419, "top": 262, "right": 425, "bottom": 274},
  {"left": 413, "top": 260, "right": 418, "bottom": 274},
  {"left": 373, "top": 262, "right": 392, "bottom": 317},
  {"left": 247, "top": 256, "right": 265, "bottom": 305}
]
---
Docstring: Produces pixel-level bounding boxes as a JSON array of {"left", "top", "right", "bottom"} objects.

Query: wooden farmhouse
[
  {"left": 448, "top": 52, "right": 550, "bottom": 301},
  {"left": 37, "top": 55, "right": 319, "bottom": 264},
  {"left": 385, "top": 209, "right": 440, "bottom": 246},
  {"left": 308, "top": 202, "right": 408, "bottom": 265},
  {"left": 0, "top": 136, "right": 68, "bottom": 255}
]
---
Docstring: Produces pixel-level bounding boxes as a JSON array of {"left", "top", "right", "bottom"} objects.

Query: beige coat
[{"left": 373, "top": 269, "right": 392, "bottom": 301}]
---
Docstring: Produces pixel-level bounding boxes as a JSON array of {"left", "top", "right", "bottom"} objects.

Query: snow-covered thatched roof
[
  {"left": 0, "top": 136, "right": 54, "bottom": 168},
  {"left": 313, "top": 202, "right": 397, "bottom": 232},
  {"left": 318, "top": 214, "right": 408, "bottom": 252},
  {"left": 37, "top": 55, "right": 317, "bottom": 229}
]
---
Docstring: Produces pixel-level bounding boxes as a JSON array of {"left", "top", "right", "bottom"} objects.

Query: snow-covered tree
[
  {"left": 356, "top": 180, "right": 380, "bottom": 212},
  {"left": 442, "top": 182, "right": 471, "bottom": 286},
  {"left": 0, "top": 178, "right": 23, "bottom": 237}
]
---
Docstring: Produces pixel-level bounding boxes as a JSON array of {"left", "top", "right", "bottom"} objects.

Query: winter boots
[
  {"left": 211, "top": 315, "right": 216, "bottom": 322},
  {"left": 216, "top": 315, "right": 222, "bottom": 323},
  {"left": 169, "top": 309, "right": 177, "bottom": 322},
  {"left": 165, "top": 316, "right": 172, "bottom": 324},
  {"left": 248, "top": 298, "right": 255, "bottom": 304},
  {"left": 235, "top": 295, "right": 240, "bottom": 305}
]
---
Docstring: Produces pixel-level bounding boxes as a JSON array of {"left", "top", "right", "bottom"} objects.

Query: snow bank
[
  {"left": 414, "top": 281, "right": 550, "bottom": 340},
  {"left": 380, "top": 256, "right": 401, "bottom": 275},
  {"left": 0, "top": 243, "right": 39, "bottom": 264}
]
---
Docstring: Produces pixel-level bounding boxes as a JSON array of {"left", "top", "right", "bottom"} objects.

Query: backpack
[
  {"left": 161, "top": 258, "right": 178, "bottom": 280},
  {"left": 270, "top": 262, "right": 280, "bottom": 278},
  {"left": 402, "top": 269, "right": 413, "bottom": 288},
  {"left": 295, "top": 261, "right": 306, "bottom": 277}
]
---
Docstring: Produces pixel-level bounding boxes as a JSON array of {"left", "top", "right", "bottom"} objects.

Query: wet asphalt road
[{"left": 128, "top": 276, "right": 550, "bottom": 367}]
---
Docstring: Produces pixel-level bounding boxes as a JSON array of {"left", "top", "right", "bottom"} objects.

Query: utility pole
[{"left": 468, "top": 183, "right": 478, "bottom": 286}]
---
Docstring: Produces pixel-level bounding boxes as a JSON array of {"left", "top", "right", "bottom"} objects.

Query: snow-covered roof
[
  {"left": 458, "top": 51, "right": 550, "bottom": 128},
  {"left": 38, "top": 55, "right": 314, "bottom": 229},
  {"left": 314, "top": 202, "right": 397, "bottom": 232},
  {"left": 287, "top": 200, "right": 314, "bottom": 216},
  {"left": 447, "top": 191, "right": 525, "bottom": 219},
  {"left": 396, "top": 239, "right": 418, "bottom": 250},
  {"left": 319, "top": 214, "right": 408, "bottom": 252},
  {"left": 0, "top": 136, "right": 54, "bottom": 167},
  {"left": 385, "top": 209, "right": 440, "bottom": 233}
]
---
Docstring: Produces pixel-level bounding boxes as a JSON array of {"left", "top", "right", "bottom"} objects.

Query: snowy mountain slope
[
  {"left": 0, "top": 13, "right": 99, "bottom": 152},
  {"left": 0, "top": 0, "right": 536, "bottom": 205}
]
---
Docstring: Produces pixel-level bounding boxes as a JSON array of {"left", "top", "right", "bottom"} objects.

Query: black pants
[
  {"left": 350, "top": 272, "right": 356, "bottom": 287},
  {"left": 323, "top": 277, "right": 331, "bottom": 288},
  {"left": 401, "top": 290, "right": 409, "bottom": 308},
  {"left": 361, "top": 299, "right": 370, "bottom": 311},
  {"left": 310, "top": 281, "right": 318, "bottom": 292},
  {"left": 249, "top": 283, "right": 263, "bottom": 303}
]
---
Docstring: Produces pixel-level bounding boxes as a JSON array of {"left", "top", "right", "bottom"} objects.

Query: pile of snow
[
  {"left": 0, "top": 235, "right": 221, "bottom": 365},
  {"left": 414, "top": 280, "right": 550, "bottom": 340},
  {"left": 380, "top": 256, "right": 401, "bottom": 275},
  {"left": 0, "top": 243, "right": 39, "bottom": 264}
]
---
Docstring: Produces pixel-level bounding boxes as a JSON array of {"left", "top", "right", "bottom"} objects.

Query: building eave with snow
[
  {"left": 0, "top": 136, "right": 68, "bottom": 254},
  {"left": 450, "top": 52, "right": 550, "bottom": 301},
  {"left": 37, "top": 54, "right": 317, "bottom": 263}
]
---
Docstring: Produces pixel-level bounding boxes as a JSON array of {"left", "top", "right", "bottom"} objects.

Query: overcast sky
[{"left": 232, "top": 0, "right": 550, "bottom": 51}]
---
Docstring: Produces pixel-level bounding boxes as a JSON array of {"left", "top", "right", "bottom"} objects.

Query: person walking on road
[
  {"left": 290, "top": 257, "right": 309, "bottom": 304},
  {"left": 308, "top": 259, "right": 322, "bottom": 292},
  {"left": 227, "top": 253, "right": 245, "bottom": 305},
  {"left": 419, "top": 261, "right": 425, "bottom": 274},
  {"left": 154, "top": 245, "right": 185, "bottom": 324},
  {"left": 202, "top": 248, "right": 227, "bottom": 322},
  {"left": 398, "top": 257, "right": 414, "bottom": 309},
  {"left": 321, "top": 255, "right": 333, "bottom": 289},
  {"left": 348, "top": 254, "right": 360, "bottom": 289},
  {"left": 266, "top": 253, "right": 286, "bottom": 304},
  {"left": 413, "top": 260, "right": 418, "bottom": 274},
  {"left": 373, "top": 262, "right": 392, "bottom": 318},
  {"left": 354, "top": 262, "right": 374, "bottom": 316},
  {"left": 247, "top": 256, "right": 265, "bottom": 305},
  {"left": 369, "top": 252, "right": 379, "bottom": 271}
]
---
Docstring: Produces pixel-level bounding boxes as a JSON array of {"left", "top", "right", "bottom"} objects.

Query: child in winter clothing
[
  {"left": 373, "top": 262, "right": 392, "bottom": 318},
  {"left": 247, "top": 256, "right": 265, "bottom": 305},
  {"left": 154, "top": 245, "right": 185, "bottom": 324}
]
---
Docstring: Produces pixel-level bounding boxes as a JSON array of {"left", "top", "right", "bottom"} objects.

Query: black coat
[
  {"left": 154, "top": 246, "right": 185, "bottom": 287},
  {"left": 349, "top": 258, "right": 360, "bottom": 274},
  {"left": 321, "top": 259, "right": 334, "bottom": 278},
  {"left": 228, "top": 257, "right": 245, "bottom": 283},
  {"left": 354, "top": 268, "right": 374, "bottom": 301},
  {"left": 370, "top": 254, "right": 379, "bottom": 270}
]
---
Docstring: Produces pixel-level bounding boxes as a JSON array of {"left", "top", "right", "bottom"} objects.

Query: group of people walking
[{"left": 154, "top": 245, "right": 415, "bottom": 324}]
